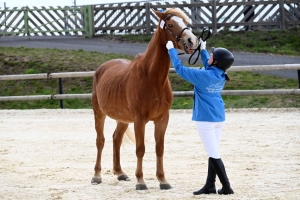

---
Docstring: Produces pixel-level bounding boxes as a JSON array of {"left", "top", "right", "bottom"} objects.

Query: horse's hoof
[
  {"left": 118, "top": 174, "right": 130, "bottom": 181},
  {"left": 136, "top": 184, "right": 148, "bottom": 190},
  {"left": 160, "top": 183, "right": 172, "bottom": 190},
  {"left": 91, "top": 177, "right": 102, "bottom": 184}
]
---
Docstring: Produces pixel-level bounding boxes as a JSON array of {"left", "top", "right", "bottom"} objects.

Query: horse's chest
[
  {"left": 131, "top": 86, "right": 173, "bottom": 111},
  {"left": 137, "top": 84, "right": 172, "bottom": 100}
]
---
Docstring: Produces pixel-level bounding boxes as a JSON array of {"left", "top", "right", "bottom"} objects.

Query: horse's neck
[{"left": 142, "top": 30, "right": 171, "bottom": 85}]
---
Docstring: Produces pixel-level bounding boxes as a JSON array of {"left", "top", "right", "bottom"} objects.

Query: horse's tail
[{"left": 123, "top": 127, "right": 136, "bottom": 144}]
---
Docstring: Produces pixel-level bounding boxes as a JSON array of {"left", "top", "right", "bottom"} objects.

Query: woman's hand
[
  {"left": 200, "top": 38, "right": 206, "bottom": 51},
  {"left": 166, "top": 41, "right": 174, "bottom": 50}
]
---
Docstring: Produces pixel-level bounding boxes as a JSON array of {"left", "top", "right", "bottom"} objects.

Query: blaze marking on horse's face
[
  {"left": 172, "top": 16, "right": 198, "bottom": 51},
  {"left": 172, "top": 16, "right": 186, "bottom": 30}
]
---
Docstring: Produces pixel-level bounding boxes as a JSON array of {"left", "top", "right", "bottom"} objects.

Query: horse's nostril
[{"left": 188, "top": 38, "right": 193, "bottom": 44}]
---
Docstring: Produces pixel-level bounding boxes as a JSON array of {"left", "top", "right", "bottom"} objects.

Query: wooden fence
[
  {"left": 0, "top": 0, "right": 299, "bottom": 37},
  {"left": 0, "top": 64, "right": 300, "bottom": 103},
  {"left": 93, "top": 0, "right": 300, "bottom": 35}
]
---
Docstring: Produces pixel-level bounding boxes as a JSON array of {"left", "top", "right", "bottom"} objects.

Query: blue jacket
[{"left": 168, "top": 48, "right": 227, "bottom": 122}]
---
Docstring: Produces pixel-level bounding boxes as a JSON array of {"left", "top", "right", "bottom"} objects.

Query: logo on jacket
[{"left": 206, "top": 81, "right": 224, "bottom": 93}]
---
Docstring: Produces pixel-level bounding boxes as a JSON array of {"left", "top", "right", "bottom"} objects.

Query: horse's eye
[{"left": 168, "top": 24, "right": 173, "bottom": 28}]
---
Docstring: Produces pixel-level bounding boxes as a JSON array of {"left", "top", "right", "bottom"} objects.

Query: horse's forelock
[{"left": 165, "top": 8, "right": 188, "bottom": 24}]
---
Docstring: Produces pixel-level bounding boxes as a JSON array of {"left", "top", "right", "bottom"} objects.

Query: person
[
  {"left": 166, "top": 39, "right": 234, "bottom": 195},
  {"left": 244, "top": 0, "right": 254, "bottom": 31}
]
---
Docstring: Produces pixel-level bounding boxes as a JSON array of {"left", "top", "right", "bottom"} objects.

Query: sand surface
[{"left": 0, "top": 108, "right": 300, "bottom": 200}]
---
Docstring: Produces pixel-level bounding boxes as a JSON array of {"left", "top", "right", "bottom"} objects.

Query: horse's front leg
[
  {"left": 154, "top": 112, "right": 172, "bottom": 190},
  {"left": 134, "top": 118, "right": 147, "bottom": 190}
]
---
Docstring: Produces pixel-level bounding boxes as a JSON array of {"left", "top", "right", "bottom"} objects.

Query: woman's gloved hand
[
  {"left": 199, "top": 38, "right": 206, "bottom": 51},
  {"left": 166, "top": 41, "right": 174, "bottom": 50}
]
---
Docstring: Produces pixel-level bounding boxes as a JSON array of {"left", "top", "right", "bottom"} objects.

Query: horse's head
[{"left": 153, "top": 8, "right": 198, "bottom": 54}]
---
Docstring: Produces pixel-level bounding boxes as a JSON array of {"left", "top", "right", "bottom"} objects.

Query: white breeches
[{"left": 196, "top": 121, "right": 225, "bottom": 159}]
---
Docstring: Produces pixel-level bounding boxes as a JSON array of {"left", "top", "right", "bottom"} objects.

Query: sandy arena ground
[{"left": 0, "top": 108, "right": 300, "bottom": 200}]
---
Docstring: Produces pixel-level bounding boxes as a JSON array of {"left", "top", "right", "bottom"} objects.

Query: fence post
[
  {"left": 4, "top": 2, "right": 6, "bottom": 36},
  {"left": 64, "top": 10, "right": 70, "bottom": 35},
  {"left": 211, "top": 0, "right": 217, "bottom": 34},
  {"left": 24, "top": 7, "right": 29, "bottom": 36},
  {"left": 84, "top": 5, "right": 94, "bottom": 38},
  {"left": 298, "top": 70, "right": 300, "bottom": 89},
  {"left": 58, "top": 78, "right": 64, "bottom": 109},
  {"left": 279, "top": 0, "right": 285, "bottom": 30},
  {"left": 145, "top": 2, "right": 151, "bottom": 35}
]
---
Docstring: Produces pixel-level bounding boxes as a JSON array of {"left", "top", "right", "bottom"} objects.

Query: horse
[{"left": 91, "top": 8, "right": 198, "bottom": 190}]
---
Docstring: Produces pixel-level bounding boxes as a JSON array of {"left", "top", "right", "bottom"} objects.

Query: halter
[{"left": 161, "top": 14, "right": 190, "bottom": 50}]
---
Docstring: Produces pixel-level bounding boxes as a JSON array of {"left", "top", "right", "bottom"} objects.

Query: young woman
[{"left": 166, "top": 39, "right": 234, "bottom": 195}]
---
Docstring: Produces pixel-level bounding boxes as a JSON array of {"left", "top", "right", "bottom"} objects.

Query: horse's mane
[{"left": 164, "top": 8, "right": 188, "bottom": 24}]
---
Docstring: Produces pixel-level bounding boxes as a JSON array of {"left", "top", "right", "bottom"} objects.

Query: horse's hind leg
[
  {"left": 113, "top": 122, "right": 130, "bottom": 181},
  {"left": 91, "top": 93, "right": 106, "bottom": 184}
]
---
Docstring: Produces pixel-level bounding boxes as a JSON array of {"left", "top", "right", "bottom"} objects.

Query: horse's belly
[
  {"left": 94, "top": 59, "right": 133, "bottom": 122},
  {"left": 98, "top": 93, "right": 133, "bottom": 123}
]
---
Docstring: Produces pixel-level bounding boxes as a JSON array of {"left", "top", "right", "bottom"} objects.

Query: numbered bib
[{"left": 160, "top": 20, "right": 165, "bottom": 29}]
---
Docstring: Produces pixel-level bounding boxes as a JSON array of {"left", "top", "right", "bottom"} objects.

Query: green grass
[
  {"left": 208, "top": 28, "right": 300, "bottom": 55},
  {"left": 0, "top": 28, "right": 300, "bottom": 109}
]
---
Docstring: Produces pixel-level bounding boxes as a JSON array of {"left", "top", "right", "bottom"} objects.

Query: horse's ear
[{"left": 152, "top": 9, "right": 167, "bottom": 20}]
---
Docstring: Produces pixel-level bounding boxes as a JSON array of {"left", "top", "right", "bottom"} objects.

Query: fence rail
[
  {"left": 1, "top": 64, "right": 300, "bottom": 81},
  {"left": 1, "top": 89, "right": 300, "bottom": 102},
  {"left": 0, "top": 64, "right": 300, "bottom": 102}
]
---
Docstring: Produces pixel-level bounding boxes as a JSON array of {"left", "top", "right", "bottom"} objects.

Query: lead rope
[{"left": 188, "top": 27, "right": 211, "bottom": 65}]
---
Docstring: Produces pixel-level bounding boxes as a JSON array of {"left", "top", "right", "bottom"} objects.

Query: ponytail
[{"left": 225, "top": 72, "right": 231, "bottom": 82}]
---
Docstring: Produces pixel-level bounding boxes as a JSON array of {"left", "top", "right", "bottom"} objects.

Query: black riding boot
[
  {"left": 193, "top": 158, "right": 216, "bottom": 195},
  {"left": 209, "top": 157, "right": 234, "bottom": 195}
]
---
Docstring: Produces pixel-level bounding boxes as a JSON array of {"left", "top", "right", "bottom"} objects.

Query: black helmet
[{"left": 211, "top": 47, "right": 234, "bottom": 71}]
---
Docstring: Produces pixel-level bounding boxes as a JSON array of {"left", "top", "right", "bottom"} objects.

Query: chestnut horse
[{"left": 91, "top": 8, "right": 198, "bottom": 190}]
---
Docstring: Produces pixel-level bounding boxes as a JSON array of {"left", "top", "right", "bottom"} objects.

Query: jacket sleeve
[
  {"left": 200, "top": 49, "right": 210, "bottom": 70},
  {"left": 168, "top": 48, "right": 207, "bottom": 86}
]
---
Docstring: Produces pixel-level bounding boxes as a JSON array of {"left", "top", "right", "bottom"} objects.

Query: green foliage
[
  {"left": 206, "top": 28, "right": 300, "bottom": 55},
  {"left": 24, "top": 68, "right": 39, "bottom": 74},
  {"left": 172, "top": 97, "right": 193, "bottom": 109}
]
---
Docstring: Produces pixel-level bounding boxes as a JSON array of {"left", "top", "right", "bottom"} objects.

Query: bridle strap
[{"left": 166, "top": 27, "right": 189, "bottom": 42}]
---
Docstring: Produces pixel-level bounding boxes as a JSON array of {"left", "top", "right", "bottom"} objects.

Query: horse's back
[
  {"left": 94, "top": 59, "right": 131, "bottom": 87},
  {"left": 94, "top": 59, "right": 131, "bottom": 78}
]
